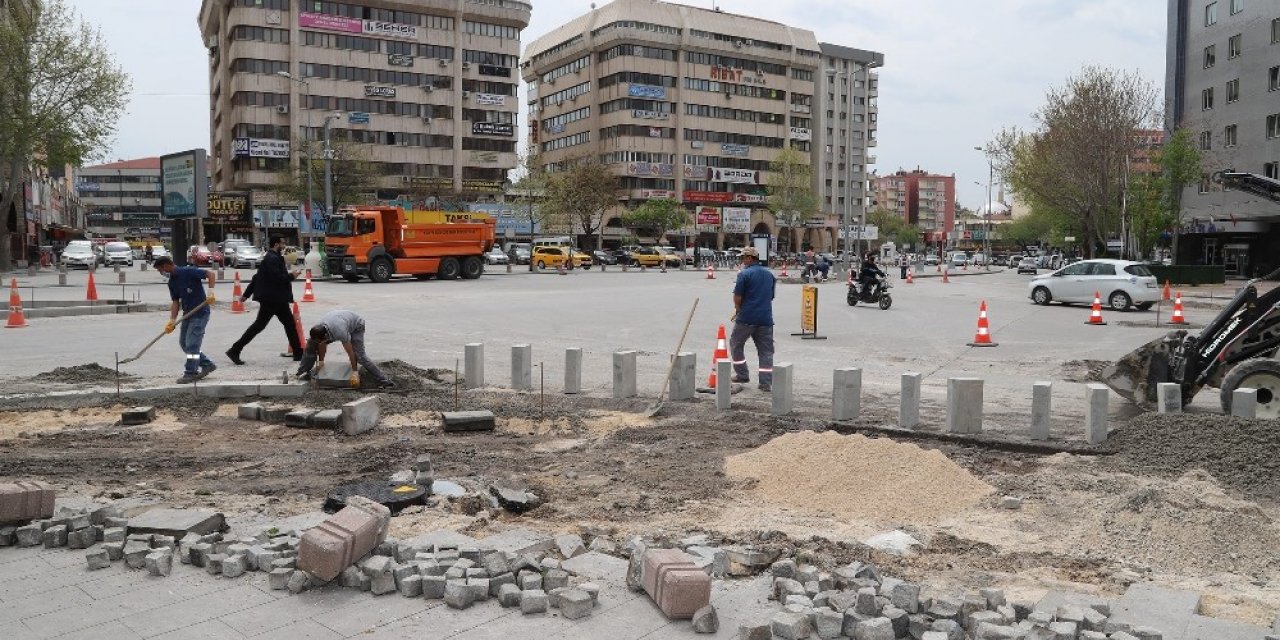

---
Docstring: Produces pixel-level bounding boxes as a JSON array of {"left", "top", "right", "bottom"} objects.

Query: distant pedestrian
[
  {"left": 730, "top": 247, "right": 776, "bottom": 392},
  {"left": 296, "top": 310, "right": 396, "bottom": 389},
  {"left": 898, "top": 253, "right": 909, "bottom": 279},
  {"left": 144, "top": 244, "right": 154, "bottom": 262},
  {"left": 153, "top": 256, "right": 217, "bottom": 384},
  {"left": 226, "top": 235, "right": 303, "bottom": 365}
]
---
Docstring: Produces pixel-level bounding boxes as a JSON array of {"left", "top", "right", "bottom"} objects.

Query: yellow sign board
[{"left": 801, "top": 285, "right": 817, "bottom": 333}]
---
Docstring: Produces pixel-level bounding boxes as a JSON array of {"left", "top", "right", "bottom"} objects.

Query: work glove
[
  {"left": 349, "top": 373, "right": 361, "bottom": 389},
  {"left": 164, "top": 321, "right": 176, "bottom": 334},
  {"left": 206, "top": 293, "right": 216, "bottom": 305}
]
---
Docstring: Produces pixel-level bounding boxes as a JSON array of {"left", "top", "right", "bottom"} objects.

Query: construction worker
[
  {"left": 154, "top": 256, "right": 217, "bottom": 384},
  {"left": 226, "top": 235, "right": 303, "bottom": 365},
  {"left": 296, "top": 310, "right": 396, "bottom": 389},
  {"left": 730, "top": 247, "right": 776, "bottom": 392},
  {"left": 898, "top": 253, "right": 909, "bottom": 279}
]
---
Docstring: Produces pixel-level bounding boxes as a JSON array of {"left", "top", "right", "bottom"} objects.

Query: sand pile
[
  {"left": 725, "top": 431, "right": 993, "bottom": 523},
  {"left": 32, "top": 363, "right": 129, "bottom": 384}
]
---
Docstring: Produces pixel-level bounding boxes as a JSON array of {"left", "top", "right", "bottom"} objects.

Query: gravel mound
[
  {"left": 32, "top": 363, "right": 131, "bottom": 384},
  {"left": 725, "top": 430, "right": 993, "bottom": 524},
  {"left": 1104, "top": 413, "right": 1280, "bottom": 500},
  {"left": 1059, "top": 359, "right": 1111, "bottom": 384}
]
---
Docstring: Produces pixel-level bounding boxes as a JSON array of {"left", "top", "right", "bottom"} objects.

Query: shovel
[
  {"left": 119, "top": 301, "right": 211, "bottom": 365},
  {"left": 645, "top": 298, "right": 700, "bottom": 418}
]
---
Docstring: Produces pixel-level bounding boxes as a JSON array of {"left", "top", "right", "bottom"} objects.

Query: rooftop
[{"left": 84, "top": 157, "right": 162, "bottom": 171}]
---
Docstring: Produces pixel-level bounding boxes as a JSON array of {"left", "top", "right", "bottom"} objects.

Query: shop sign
[
  {"left": 684, "top": 190, "right": 732, "bottom": 203},
  {"left": 476, "top": 93, "right": 506, "bottom": 106},
  {"left": 388, "top": 54, "right": 415, "bottom": 67},
  {"left": 709, "top": 66, "right": 767, "bottom": 85},
  {"left": 462, "top": 179, "right": 504, "bottom": 193},
  {"left": 253, "top": 208, "right": 302, "bottom": 229},
  {"left": 364, "top": 85, "right": 397, "bottom": 98},
  {"left": 683, "top": 165, "right": 710, "bottom": 180},
  {"left": 633, "top": 109, "right": 668, "bottom": 120},
  {"left": 233, "top": 138, "right": 290, "bottom": 158},
  {"left": 696, "top": 206, "right": 722, "bottom": 225},
  {"left": 471, "top": 122, "right": 514, "bottom": 137},
  {"left": 626, "top": 162, "right": 674, "bottom": 177},
  {"left": 639, "top": 189, "right": 676, "bottom": 199},
  {"left": 711, "top": 168, "right": 759, "bottom": 184},
  {"left": 627, "top": 84, "right": 667, "bottom": 99},
  {"left": 207, "top": 192, "right": 251, "bottom": 225},
  {"left": 721, "top": 143, "right": 750, "bottom": 157},
  {"left": 363, "top": 20, "right": 418, "bottom": 40},
  {"left": 722, "top": 207, "right": 751, "bottom": 233},
  {"left": 789, "top": 126, "right": 811, "bottom": 141},
  {"left": 348, "top": 112, "right": 370, "bottom": 125},
  {"left": 299, "top": 12, "right": 362, "bottom": 34}
]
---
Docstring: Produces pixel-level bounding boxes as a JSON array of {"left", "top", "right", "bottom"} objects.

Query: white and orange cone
[
  {"left": 942, "top": 268, "right": 951, "bottom": 284},
  {"left": 705, "top": 324, "right": 730, "bottom": 388},
  {"left": 906, "top": 268, "right": 914, "bottom": 284},
  {"left": 230, "top": 272, "right": 246, "bottom": 314},
  {"left": 1086, "top": 292, "right": 1108, "bottom": 325},
  {"left": 967, "top": 300, "right": 998, "bottom": 347},
  {"left": 706, "top": 264, "right": 715, "bottom": 280},
  {"left": 1168, "top": 292, "right": 1187, "bottom": 325},
  {"left": 301, "top": 270, "right": 316, "bottom": 302},
  {"left": 6, "top": 278, "right": 28, "bottom": 328}
]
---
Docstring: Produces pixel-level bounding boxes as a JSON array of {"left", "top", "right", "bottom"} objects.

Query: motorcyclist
[{"left": 858, "top": 252, "right": 886, "bottom": 298}]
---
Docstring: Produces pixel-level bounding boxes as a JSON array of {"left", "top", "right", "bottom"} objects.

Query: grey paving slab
[
  {"left": 0, "top": 584, "right": 94, "bottom": 625},
  {"left": 219, "top": 586, "right": 365, "bottom": 637},
  {"left": 637, "top": 577, "right": 774, "bottom": 639},
  {"left": 47, "top": 619, "right": 145, "bottom": 640},
  {"left": 1181, "top": 614, "right": 1272, "bottom": 640},
  {"left": 119, "top": 584, "right": 274, "bottom": 638},
  {"left": 402, "top": 530, "right": 480, "bottom": 550},
  {"left": 356, "top": 600, "right": 514, "bottom": 639},
  {"left": 560, "top": 552, "right": 629, "bottom": 582},
  {"left": 150, "top": 618, "right": 248, "bottom": 640},
  {"left": 127, "top": 509, "right": 226, "bottom": 538},
  {"left": 7, "top": 620, "right": 42, "bottom": 640},
  {"left": 311, "top": 593, "right": 438, "bottom": 637},
  {"left": 247, "top": 619, "right": 343, "bottom": 639},
  {"left": 20, "top": 574, "right": 230, "bottom": 638},
  {"left": 1110, "top": 582, "right": 1202, "bottom": 638},
  {"left": 39, "top": 549, "right": 90, "bottom": 569},
  {"left": 1033, "top": 589, "right": 1113, "bottom": 613},
  {"left": 0, "top": 552, "right": 54, "bottom": 576},
  {"left": 545, "top": 595, "right": 671, "bottom": 640},
  {"left": 477, "top": 528, "right": 555, "bottom": 556},
  {"left": 448, "top": 609, "right": 572, "bottom": 639},
  {"left": 0, "top": 559, "right": 91, "bottom": 600}
]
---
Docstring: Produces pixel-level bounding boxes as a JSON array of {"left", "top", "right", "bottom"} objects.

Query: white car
[
  {"left": 1028, "top": 259, "right": 1159, "bottom": 311},
  {"left": 61, "top": 242, "right": 97, "bottom": 269},
  {"left": 102, "top": 242, "right": 135, "bottom": 267},
  {"left": 485, "top": 247, "right": 509, "bottom": 265},
  {"left": 231, "top": 245, "right": 265, "bottom": 269}
]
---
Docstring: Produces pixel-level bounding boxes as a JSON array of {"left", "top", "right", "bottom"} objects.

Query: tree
[
  {"left": 992, "top": 67, "right": 1160, "bottom": 258},
  {"left": 866, "top": 208, "right": 917, "bottom": 252},
  {"left": 0, "top": 0, "right": 130, "bottom": 268},
  {"left": 766, "top": 146, "right": 817, "bottom": 252},
  {"left": 621, "top": 199, "right": 688, "bottom": 245},
  {"left": 1156, "top": 127, "right": 1202, "bottom": 262},
  {"left": 541, "top": 156, "right": 619, "bottom": 250},
  {"left": 271, "top": 132, "right": 379, "bottom": 214}
]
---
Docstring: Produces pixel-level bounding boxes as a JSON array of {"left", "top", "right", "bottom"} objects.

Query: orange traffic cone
[
  {"left": 942, "top": 268, "right": 950, "bottom": 284},
  {"left": 1162, "top": 280, "right": 1172, "bottom": 302},
  {"left": 230, "top": 272, "right": 246, "bottom": 314},
  {"left": 967, "top": 300, "right": 998, "bottom": 347},
  {"left": 780, "top": 262, "right": 789, "bottom": 278},
  {"left": 6, "top": 278, "right": 28, "bottom": 328},
  {"left": 301, "top": 270, "right": 316, "bottom": 302},
  {"left": 284, "top": 302, "right": 307, "bottom": 357},
  {"left": 705, "top": 324, "right": 730, "bottom": 388},
  {"left": 1168, "top": 292, "right": 1187, "bottom": 325},
  {"left": 906, "top": 268, "right": 914, "bottom": 284},
  {"left": 85, "top": 271, "right": 98, "bottom": 301},
  {"left": 1086, "top": 292, "right": 1108, "bottom": 325},
  {"left": 706, "top": 264, "right": 715, "bottom": 280}
]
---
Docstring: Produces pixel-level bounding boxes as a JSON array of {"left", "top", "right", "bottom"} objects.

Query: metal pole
[
  {"left": 323, "top": 116, "right": 334, "bottom": 228},
  {"left": 303, "top": 80, "right": 313, "bottom": 248},
  {"left": 986, "top": 158, "right": 993, "bottom": 269}
]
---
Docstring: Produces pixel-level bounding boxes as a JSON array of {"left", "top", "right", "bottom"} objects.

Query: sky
[{"left": 66, "top": 0, "right": 1167, "bottom": 209}]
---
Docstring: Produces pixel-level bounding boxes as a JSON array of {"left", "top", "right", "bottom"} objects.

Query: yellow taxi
[
  {"left": 631, "top": 246, "right": 683, "bottom": 268},
  {"left": 532, "top": 246, "right": 593, "bottom": 270}
]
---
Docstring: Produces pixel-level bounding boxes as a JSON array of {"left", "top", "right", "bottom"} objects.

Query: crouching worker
[{"left": 295, "top": 310, "right": 396, "bottom": 389}]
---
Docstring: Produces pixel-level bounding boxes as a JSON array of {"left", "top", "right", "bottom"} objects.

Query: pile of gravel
[
  {"left": 1104, "top": 413, "right": 1280, "bottom": 500},
  {"left": 32, "top": 363, "right": 131, "bottom": 385}
]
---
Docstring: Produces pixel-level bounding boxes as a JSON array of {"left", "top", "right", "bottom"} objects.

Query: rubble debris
[
  {"left": 127, "top": 508, "right": 226, "bottom": 538},
  {"left": 861, "top": 530, "right": 922, "bottom": 557},
  {"left": 33, "top": 363, "right": 128, "bottom": 384},
  {"left": 489, "top": 483, "right": 540, "bottom": 514},
  {"left": 692, "top": 604, "right": 719, "bottom": 633}
]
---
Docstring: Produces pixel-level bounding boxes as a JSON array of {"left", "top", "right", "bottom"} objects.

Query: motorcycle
[{"left": 847, "top": 274, "right": 893, "bottom": 310}]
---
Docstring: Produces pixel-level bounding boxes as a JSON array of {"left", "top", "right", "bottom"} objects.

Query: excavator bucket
[{"left": 1100, "top": 330, "right": 1188, "bottom": 409}]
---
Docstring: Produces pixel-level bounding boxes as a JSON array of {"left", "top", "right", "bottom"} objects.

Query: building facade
[
  {"left": 197, "top": 0, "right": 530, "bottom": 238},
  {"left": 521, "top": 0, "right": 881, "bottom": 253},
  {"left": 1165, "top": 0, "right": 1280, "bottom": 276},
  {"left": 76, "top": 158, "right": 164, "bottom": 243},
  {"left": 815, "top": 43, "right": 882, "bottom": 256},
  {"left": 11, "top": 165, "right": 85, "bottom": 264},
  {"left": 873, "top": 169, "right": 955, "bottom": 246}
]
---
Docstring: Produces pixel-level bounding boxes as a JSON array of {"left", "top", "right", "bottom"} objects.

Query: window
[
  {"left": 1088, "top": 263, "right": 1116, "bottom": 276},
  {"left": 234, "top": 0, "right": 289, "bottom": 8},
  {"left": 463, "top": 21, "right": 518, "bottom": 40},
  {"left": 1274, "top": 17, "right": 1280, "bottom": 43},
  {"left": 233, "top": 26, "right": 290, "bottom": 44},
  {"left": 1265, "top": 162, "right": 1279, "bottom": 180},
  {"left": 1229, "top": 34, "right": 1242, "bottom": 57},
  {"left": 1270, "top": 65, "right": 1280, "bottom": 91},
  {"left": 1200, "top": 130, "right": 1212, "bottom": 150},
  {"left": 1199, "top": 173, "right": 1212, "bottom": 193},
  {"left": 1231, "top": 0, "right": 1243, "bottom": 14},
  {"left": 1204, "top": 44, "right": 1216, "bottom": 67},
  {"left": 1124, "top": 264, "right": 1154, "bottom": 277},
  {"left": 1268, "top": 113, "right": 1280, "bottom": 138},
  {"left": 1061, "top": 262, "right": 1091, "bottom": 276},
  {"left": 1202, "top": 86, "right": 1215, "bottom": 110},
  {"left": 1206, "top": 2, "right": 1218, "bottom": 25},
  {"left": 1227, "top": 78, "right": 1240, "bottom": 102},
  {"left": 1225, "top": 123, "right": 1238, "bottom": 146}
]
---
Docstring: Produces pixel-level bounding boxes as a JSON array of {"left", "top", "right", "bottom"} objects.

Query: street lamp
[
  {"left": 322, "top": 111, "right": 343, "bottom": 223},
  {"left": 973, "top": 146, "right": 993, "bottom": 270},
  {"left": 277, "top": 70, "right": 312, "bottom": 246}
]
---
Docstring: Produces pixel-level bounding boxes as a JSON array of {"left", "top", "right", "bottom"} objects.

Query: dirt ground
[{"left": 1, "top": 361, "right": 1278, "bottom": 626}]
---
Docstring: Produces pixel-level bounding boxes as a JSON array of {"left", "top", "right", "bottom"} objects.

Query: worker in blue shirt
[
  {"left": 154, "top": 256, "right": 217, "bottom": 384},
  {"left": 730, "top": 247, "right": 776, "bottom": 392}
]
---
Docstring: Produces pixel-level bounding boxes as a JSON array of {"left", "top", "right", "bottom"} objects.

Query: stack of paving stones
[
  {"left": 245, "top": 395, "right": 380, "bottom": 435},
  {"left": 748, "top": 557, "right": 1172, "bottom": 640},
  {"left": 1, "top": 500, "right": 125, "bottom": 554}
]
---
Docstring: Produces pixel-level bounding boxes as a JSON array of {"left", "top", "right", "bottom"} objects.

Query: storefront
[{"left": 1176, "top": 219, "right": 1280, "bottom": 278}]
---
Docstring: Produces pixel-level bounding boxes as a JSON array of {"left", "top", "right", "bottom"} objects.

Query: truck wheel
[
  {"left": 369, "top": 257, "right": 393, "bottom": 283},
  {"left": 438, "top": 257, "right": 461, "bottom": 280},
  {"left": 1220, "top": 358, "right": 1280, "bottom": 419},
  {"left": 461, "top": 256, "right": 483, "bottom": 279}
]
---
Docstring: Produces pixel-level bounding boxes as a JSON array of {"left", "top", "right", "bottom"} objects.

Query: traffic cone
[
  {"left": 230, "top": 272, "right": 246, "bottom": 314},
  {"left": 1162, "top": 280, "right": 1172, "bottom": 302},
  {"left": 706, "top": 264, "right": 715, "bottom": 280},
  {"left": 301, "top": 270, "right": 316, "bottom": 302},
  {"left": 85, "top": 271, "right": 98, "bottom": 301},
  {"left": 1085, "top": 292, "right": 1108, "bottom": 325},
  {"left": 1168, "top": 292, "right": 1187, "bottom": 325},
  {"left": 936, "top": 261, "right": 941, "bottom": 273},
  {"left": 906, "top": 268, "right": 914, "bottom": 284},
  {"left": 780, "top": 262, "right": 789, "bottom": 278},
  {"left": 284, "top": 302, "right": 307, "bottom": 357},
  {"left": 705, "top": 324, "right": 730, "bottom": 388},
  {"left": 942, "top": 268, "right": 950, "bottom": 284},
  {"left": 967, "top": 301, "right": 998, "bottom": 347},
  {"left": 6, "top": 278, "right": 28, "bottom": 328},
  {"left": 660, "top": 260, "right": 667, "bottom": 273}
]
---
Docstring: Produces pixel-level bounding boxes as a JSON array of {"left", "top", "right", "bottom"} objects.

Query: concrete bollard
[
  {"left": 464, "top": 343, "right": 484, "bottom": 389},
  {"left": 58, "top": 272, "right": 67, "bottom": 286},
  {"left": 141, "top": 262, "right": 148, "bottom": 272},
  {"left": 1232, "top": 387, "right": 1258, "bottom": 418},
  {"left": 1085, "top": 384, "right": 1109, "bottom": 444},
  {"left": 715, "top": 360, "right": 732, "bottom": 410},
  {"left": 27, "top": 264, "right": 37, "bottom": 276},
  {"left": 771, "top": 363, "right": 793, "bottom": 416},
  {"left": 511, "top": 344, "right": 532, "bottom": 391},
  {"left": 118, "top": 270, "right": 127, "bottom": 284},
  {"left": 669, "top": 352, "right": 696, "bottom": 401},
  {"left": 613, "top": 350, "right": 637, "bottom": 399},
  {"left": 217, "top": 268, "right": 225, "bottom": 280},
  {"left": 1157, "top": 382, "right": 1182, "bottom": 414},
  {"left": 900, "top": 372, "right": 921, "bottom": 428},
  {"left": 946, "top": 378, "right": 984, "bottom": 434},
  {"left": 832, "top": 368, "right": 862, "bottom": 421},
  {"left": 1031, "top": 382, "right": 1052, "bottom": 441},
  {"left": 564, "top": 348, "right": 582, "bottom": 394}
]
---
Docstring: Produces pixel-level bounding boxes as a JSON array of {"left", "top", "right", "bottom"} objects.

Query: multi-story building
[
  {"left": 1165, "top": 0, "right": 1280, "bottom": 275},
  {"left": 814, "top": 43, "right": 881, "bottom": 256},
  {"left": 522, "top": 0, "right": 881, "bottom": 253},
  {"left": 76, "top": 158, "right": 165, "bottom": 243},
  {"left": 873, "top": 169, "right": 955, "bottom": 246},
  {"left": 13, "top": 165, "right": 85, "bottom": 263},
  {"left": 197, "top": 0, "right": 530, "bottom": 236}
]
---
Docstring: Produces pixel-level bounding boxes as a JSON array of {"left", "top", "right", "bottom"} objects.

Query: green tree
[
  {"left": 621, "top": 199, "right": 688, "bottom": 245},
  {"left": 541, "top": 156, "right": 619, "bottom": 250},
  {"left": 766, "top": 146, "right": 817, "bottom": 252},
  {"left": 0, "top": 0, "right": 130, "bottom": 268},
  {"left": 1156, "top": 127, "right": 1202, "bottom": 262},
  {"left": 865, "top": 207, "right": 919, "bottom": 252},
  {"left": 271, "top": 132, "right": 379, "bottom": 213}
]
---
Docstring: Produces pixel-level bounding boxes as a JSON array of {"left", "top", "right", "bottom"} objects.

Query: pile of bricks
[
  {"left": 239, "top": 395, "right": 380, "bottom": 436},
  {"left": 0, "top": 483, "right": 127, "bottom": 552},
  {"left": 751, "top": 558, "right": 1169, "bottom": 640},
  {"left": 82, "top": 520, "right": 308, "bottom": 581}
]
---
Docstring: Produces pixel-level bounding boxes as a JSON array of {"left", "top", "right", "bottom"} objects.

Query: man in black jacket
[{"left": 226, "top": 235, "right": 303, "bottom": 364}]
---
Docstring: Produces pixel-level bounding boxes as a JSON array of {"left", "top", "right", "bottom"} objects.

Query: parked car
[
  {"left": 150, "top": 246, "right": 170, "bottom": 260},
  {"left": 1016, "top": 257, "right": 1039, "bottom": 274},
  {"left": 61, "top": 242, "right": 97, "bottom": 269},
  {"left": 102, "top": 242, "right": 135, "bottom": 267},
  {"left": 631, "top": 246, "right": 682, "bottom": 268},
  {"left": 188, "top": 245, "right": 223, "bottom": 267},
  {"left": 532, "top": 246, "right": 591, "bottom": 270},
  {"left": 610, "top": 248, "right": 633, "bottom": 265},
  {"left": 661, "top": 246, "right": 694, "bottom": 265},
  {"left": 1028, "top": 259, "right": 1159, "bottom": 311},
  {"left": 950, "top": 252, "right": 970, "bottom": 268},
  {"left": 230, "top": 245, "right": 265, "bottom": 269},
  {"left": 592, "top": 249, "right": 617, "bottom": 265},
  {"left": 924, "top": 254, "right": 941, "bottom": 266},
  {"left": 485, "top": 247, "right": 510, "bottom": 265},
  {"left": 221, "top": 238, "right": 251, "bottom": 258}
]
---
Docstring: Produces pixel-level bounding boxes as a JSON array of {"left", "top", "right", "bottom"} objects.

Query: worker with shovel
[
  {"left": 295, "top": 310, "right": 396, "bottom": 389},
  {"left": 154, "top": 256, "right": 217, "bottom": 384}
]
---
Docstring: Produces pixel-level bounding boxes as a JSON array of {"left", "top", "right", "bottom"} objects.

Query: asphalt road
[{"left": 1, "top": 264, "right": 1217, "bottom": 426}]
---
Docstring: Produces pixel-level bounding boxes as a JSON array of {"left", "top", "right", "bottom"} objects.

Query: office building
[
  {"left": 522, "top": 0, "right": 881, "bottom": 252},
  {"left": 873, "top": 169, "right": 955, "bottom": 246},
  {"left": 76, "top": 157, "right": 165, "bottom": 242},
  {"left": 197, "top": 0, "right": 530, "bottom": 231},
  {"left": 1165, "top": 0, "right": 1280, "bottom": 274},
  {"left": 815, "top": 43, "right": 881, "bottom": 255}
]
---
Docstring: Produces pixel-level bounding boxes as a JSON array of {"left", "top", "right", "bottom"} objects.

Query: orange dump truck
[{"left": 325, "top": 207, "right": 496, "bottom": 282}]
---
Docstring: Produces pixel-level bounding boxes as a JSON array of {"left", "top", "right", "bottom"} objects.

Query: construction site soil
[{"left": 1, "top": 360, "right": 1278, "bottom": 626}]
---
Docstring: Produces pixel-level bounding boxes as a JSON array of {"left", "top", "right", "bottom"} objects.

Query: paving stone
[
  {"left": 422, "top": 574, "right": 446, "bottom": 599},
  {"left": 66, "top": 527, "right": 96, "bottom": 549},
  {"left": 370, "top": 572, "right": 397, "bottom": 596},
  {"left": 519, "top": 572, "right": 543, "bottom": 591},
  {"left": 121, "top": 406, "right": 157, "bottom": 426},
  {"left": 737, "top": 624, "right": 772, "bottom": 640},
  {"left": 206, "top": 553, "right": 227, "bottom": 575},
  {"left": 854, "top": 616, "right": 896, "bottom": 640},
  {"left": 308, "top": 409, "right": 343, "bottom": 429},
  {"left": 285, "top": 409, "right": 317, "bottom": 428},
  {"left": 559, "top": 588, "right": 593, "bottom": 620},
  {"left": 771, "top": 610, "right": 812, "bottom": 640},
  {"left": 103, "top": 540, "right": 125, "bottom": 561},
  {"left": 544, "top": 568, "right": 570, "bottom": 590},
  {"left": 444, "top": 579, "right": 474, "bottom": 609},
  {"left": 267, "top": 568, "right": 292, "bottom": 590},
  {"left": 690, "top": 604, "right": 720, "bottom": 634},
  {"left": 814, "top": 608, "right": 844, "bottom": 638},
  {"left": 222, "top": 554, "right": 247, "bottom": 578},
  {"left": 891, "top": 582, "right": 922, "bottom": 613},
  {"left": 145, "top": 549, "right": 173, "bottom": 577},
  {"left": 42, "top": 524, "right": 67, "bottom": 548},
  {"left": 555, "top": 533, "right": 586, "bottom": 558},
  {"left": 975, "top": 622, "right": 1028, "bottom": 639},
  {"left": 86, "top": 548, "right": 112, "bottom": 570},
  {"left": 127, "top": 508, "right": 225, "bottom": 538},
  {"left": 968, "top": 610, "right": 1005, "bottom": 633},
  {"left": 287, "top": 569, "right": 312, "bottom": 593},
  {"left": 468, "top": 577, "right": 490, "bottom": 601},
  {"left": 123, "top": 540, "right": 152, "bottom": 569},
  {"left": 298, "top": 496, "right": 391, "bottom": 582},
  {"left": 520, "top": 588, "right": 548, "bottom": 614},
  {"left": 102, "top": 526, "right": 126, "bottom": 543},
  {"left": 441, "top": 410, "right": 496, "bottom": 432},
  {"left": 0, "top": 481, "right": 56, "bottom": 526},
  {"left": 771, "top": 558, "right": 797, "bottom": 579},
  {"left": 396, "top": 573, "right": 422, "bottom": 597},
  {"left": 488, "top": 571, "right": 515, "bottom": 596},
  {"left": 341, "top": 396, "right": 380, "bottom": 435},
  {"left": 498, "top": 582, "right": 523, "bottom": 607},
  {"left": 237, "top": 402, "right": 263, "bottom": 421}
]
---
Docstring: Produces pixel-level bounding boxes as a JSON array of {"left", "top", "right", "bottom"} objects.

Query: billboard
[
  {"left": 628, "top": 84, "right": 667, "bottom": 99},
  {"left": 476, "top": 93, "right": 506, "bottom": 106},
  {"left": 695, "top": 206, "right": 721, "bottom": 225},
  {"left": 711, "top": 168, "right": 759, "bottom": 184},
  {"left": 723, "top": 207, "right": 751, "bottom": 233},
  {"left": 207, "top": 192, "right": 251, "bottom": 226},
  {"left": 299, "top": 12, "right": 362, "bottom": 33},
  {"left": 160, "top": 149, "right": 207, "bottom": 219},
  {"left": 232, "top": 138, "right": 290, "bottom": 158},
  {"left": 471, "top": 122, "right": 514, "bottom": 136}
]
